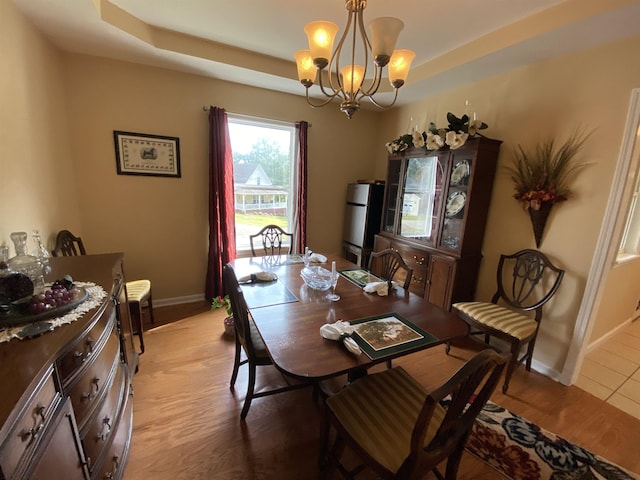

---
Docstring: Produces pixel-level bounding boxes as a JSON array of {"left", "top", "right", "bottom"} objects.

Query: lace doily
[{"left": 0, "top": 282, "right": 109, "bottom": 343}]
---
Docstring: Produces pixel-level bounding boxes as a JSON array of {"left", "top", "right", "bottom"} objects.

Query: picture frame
[
  {"left": 349, "top": 313, "right": 437, "bottom": 360},
  {"left": 338, "top": 269, "right": 384, "bottom": 288},
  {"left": 113, "top": 130, "right": 181, "bottom": 177}
]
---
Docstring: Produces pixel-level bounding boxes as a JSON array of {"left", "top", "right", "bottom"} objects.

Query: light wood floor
[{"left": 125, "top": 302, "right": 640, "bottom": 479}]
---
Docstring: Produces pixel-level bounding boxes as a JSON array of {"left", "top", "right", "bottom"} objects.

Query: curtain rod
[{"left": 202, "top": 106, "right": 311, "bottom": 127}]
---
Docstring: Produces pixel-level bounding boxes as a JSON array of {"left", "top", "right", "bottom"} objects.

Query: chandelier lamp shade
[{"left": 294, "top": 0, "right": 415, "bottom": 119}]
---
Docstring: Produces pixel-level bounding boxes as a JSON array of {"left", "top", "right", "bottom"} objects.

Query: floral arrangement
[
  {"left": 211, "top": 294, "right": 233, "bottom": 317},
  {"left": 385, "top": 112, "right": 488, "bottom": 154},
  {"left": 505, "top": 130, "right": 591, "bottom": 211}
]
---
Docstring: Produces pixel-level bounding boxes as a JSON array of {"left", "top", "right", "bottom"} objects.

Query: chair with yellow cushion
[
  {"left": 51, "top": 229, "right": 154, "bottom": 355},
  {"left": 125, "top": 279, "right": 155, "bottom": 354},
  {"left": 452, "top": 249, "right": 564, "bottom": 394},
  {"left": 319, "top": 349, "right": 507, "bottom": 479}
]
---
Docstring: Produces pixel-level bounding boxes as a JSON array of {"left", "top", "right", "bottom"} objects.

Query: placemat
[{"left": 241, "top": 280, "right": 298, "bottom": 309}]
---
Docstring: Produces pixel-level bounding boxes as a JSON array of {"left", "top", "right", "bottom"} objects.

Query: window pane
[{"left": 228, "top": 117, "right": 296, "bottom": 252}]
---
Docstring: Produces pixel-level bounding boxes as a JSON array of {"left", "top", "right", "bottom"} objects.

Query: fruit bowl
[{"left": 300, "top": 266, "right": 332, "bottom": 291}]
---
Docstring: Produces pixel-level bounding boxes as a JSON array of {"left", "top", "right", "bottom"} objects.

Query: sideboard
[{"left": 0, "top": 254, "right": 137, "bottom": 479}]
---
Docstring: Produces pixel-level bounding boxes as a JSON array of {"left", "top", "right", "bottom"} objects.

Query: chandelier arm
[
  {"left": 316, "top": 69, "right": 343, "bottom": 99},
  {"left": 358, "top": 62, "right": 383, "bottom": 97},
  {"left": 304, "top": 87, "right": 340, "bottom": 108},
  {"left": 328, "top": 8, "right": 355, "bottom": 97},
  {"left": 366, "top": 88, "right": 399, "bottom": 109}
]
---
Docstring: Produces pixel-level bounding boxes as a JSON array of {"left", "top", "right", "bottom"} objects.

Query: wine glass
[{"left": 327, "top": 271, "right": 340, "bottom": 302}]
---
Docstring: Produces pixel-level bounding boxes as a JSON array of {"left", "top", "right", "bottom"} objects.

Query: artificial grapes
[{"left": 26, "top": 276, "right": 80, "bottom": 314}]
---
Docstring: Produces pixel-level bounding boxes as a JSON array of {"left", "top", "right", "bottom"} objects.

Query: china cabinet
[
  {"left": 374, "top": 136, "right": 502, "bottom": 309},
  {"left": 0, "top": 254, "right": 136, "bottom": 480}
]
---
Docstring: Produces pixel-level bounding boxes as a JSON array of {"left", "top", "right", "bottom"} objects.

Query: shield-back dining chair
[
  {"left": 249, "top": 224, "right": 293, "bottom": 257},
  {"left": 319, "top": 349, "right": 508, "bottom": 479},
  {"left": 367, "top": 249, "right": 413, "bottom": 290},
  {"left": 452, "top": 249, "right": 564, "bottom": 393}
]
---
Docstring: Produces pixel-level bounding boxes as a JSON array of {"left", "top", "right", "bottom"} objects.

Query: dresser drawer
[
  {"left": 0, "top": 368, "right": 61, "bottom": 479},
  {"left": 82, "top": 364, "right": 128, "bottom": 471},
  {"left": 67, "top": 333, "right": 120, "bottom": 428},
  {"left": 407, "top": 264, "right": 428, "bottom": 296},
  {"left": 93, "top": 395, "right": 132, "bottom": 480},
  {"left": 57, "top": 304, "right": 116, "bottom": 386}
]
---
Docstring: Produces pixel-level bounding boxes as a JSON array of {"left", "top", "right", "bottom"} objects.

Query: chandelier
[{"left": 294, "top": 0, "right": 415, "bottom": 119}]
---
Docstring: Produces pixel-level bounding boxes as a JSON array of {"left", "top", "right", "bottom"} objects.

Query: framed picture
[
  {"left": 349, "top": 313, "right": 437, "bottom": 359},
  {"left": 338, "top": 269, "right": 384, "bottom": 288},
  {"left": 113, "top": 130, "right": 181, "bottom": 177}
]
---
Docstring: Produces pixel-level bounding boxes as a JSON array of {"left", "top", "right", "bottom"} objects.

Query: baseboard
[
  {"left": 585, "top": 317, "right": 636, "bottom": 353},
  {"left": 154, "top": 294, "right": 207, "bottom": 308}
]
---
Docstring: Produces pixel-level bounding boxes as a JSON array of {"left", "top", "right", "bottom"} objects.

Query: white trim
[
  {"left": 154, "top": 294, "right": 206, "bottom": 307},
  {"left": 561, "top": 88, "right": 640, "bottom": 385}
]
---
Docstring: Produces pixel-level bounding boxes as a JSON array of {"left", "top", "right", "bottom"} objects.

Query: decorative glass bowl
[{"left": 300, "top": 266, "right": 332, "bottom": 291}]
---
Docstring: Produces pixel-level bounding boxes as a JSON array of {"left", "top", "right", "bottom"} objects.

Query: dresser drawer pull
[
  {"left": 19, "top": 404, "right": 46, "bottom": 445},
  {"left": 97, "top": 416, "right": 112, "bottom": 442},
  {"left": 412, "top": 276, "right": 424, "bottom": 283},
  {"left": 413, "top": 255, "right": 425, "bottom": 265},
  {"left": 103, "top": 455, "right": 120, "bottom": 479},
  {"left": 74, "top": 336, "right": 95, "bottom": 362},
  {"left": 82, "top": 378, "right": 100, "bottom": 401}
]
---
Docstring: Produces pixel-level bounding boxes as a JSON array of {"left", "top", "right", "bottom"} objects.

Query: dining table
[{"left": 230, "top": 254, "right": 469, "bottom": 381}]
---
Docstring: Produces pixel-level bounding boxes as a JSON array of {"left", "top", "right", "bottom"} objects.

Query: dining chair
[
  {"left": 452, "top": 249, "right": 564, "bottom": 393},
  {"left": 319, "top": 349, "right": 508, "bottom": 479},
  {"left": 367, "top": 249, "right": 413, "bottom": 290},
  {"left": 51, "top": 230, "right": 87, "bottom": 257},
  {"left": 249, "top": 224, "right": 293, "bottom": 257},
  {"left": 222, "top": 264, "right": 312, "bottom": 420},
  {"left": 50, "top": 229, "right": 154, "bottom": 354}
]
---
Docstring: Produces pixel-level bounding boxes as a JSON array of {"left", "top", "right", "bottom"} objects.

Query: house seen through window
[{"left": 228, "top": 115, "right": 297, "bottom": 253}]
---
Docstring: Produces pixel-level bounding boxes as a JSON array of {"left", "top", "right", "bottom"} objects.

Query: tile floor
[{"left": 576, "top": 319, "right": 640, "bottom": 420}]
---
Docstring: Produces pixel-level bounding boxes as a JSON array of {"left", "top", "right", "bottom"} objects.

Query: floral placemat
[{"left": 0, "top": 282, "right": 108, "bottom": 343}]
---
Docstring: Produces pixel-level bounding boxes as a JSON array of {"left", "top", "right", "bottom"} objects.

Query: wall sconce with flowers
[
  {"left": 385, "top": 112, "right": 488, "bottom": 154},
  {"left": 505, "top": 130, "right": 591, "bottom": 247}
]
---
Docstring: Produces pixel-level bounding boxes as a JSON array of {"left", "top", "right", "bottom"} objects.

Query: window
[{"left": 227, "top": 115, "right": 297, "bottom": 252}]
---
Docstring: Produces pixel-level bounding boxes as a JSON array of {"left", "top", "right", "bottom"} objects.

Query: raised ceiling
[{"left": 12, "top": 0, "right": 640, "bottom": 107}]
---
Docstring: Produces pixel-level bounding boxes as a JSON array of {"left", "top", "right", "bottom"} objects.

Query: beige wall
[
  {"left": 5, "top": 0, "right": 640, "bottom": 380},
  {"left": 1, "top": 0, "right": 82, "bottom": 245},
  {"left": 377, "top": 35, "right": 640, "bottom": 374}
]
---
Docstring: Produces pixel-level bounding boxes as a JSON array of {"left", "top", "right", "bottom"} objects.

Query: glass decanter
[
  {"left": 7, "top": 232, "right": 45, "bottom": 290},
  {"left": 32, "top": 230, "right": 51, "bottom": 276}
]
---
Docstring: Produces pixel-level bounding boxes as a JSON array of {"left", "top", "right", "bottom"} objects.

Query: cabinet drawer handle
[
  {"left": 19, "top": 404, "right": 46, "bottom": 444},
  {"left": 103, "top": 455, "right": 120, "bottom": 479},
  {"left": 74, "top": 336, "right": 94, "bottom": 362},
  {"left": 412, "top": 276, "right": 424, "bottom": 283},
  {"left": 97, "top": 416, "right": 112, "bottom": 442},
  {"left": 412, "top": 255, "right": 425, "bottom": 265},
  {"left": 82, "top": 378, "right": 100, "bottom": 401}
]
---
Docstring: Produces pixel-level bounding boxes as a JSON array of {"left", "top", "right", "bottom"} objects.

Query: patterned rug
[{"left": 465, "top": 401, "right": 638, "bottom": 480}]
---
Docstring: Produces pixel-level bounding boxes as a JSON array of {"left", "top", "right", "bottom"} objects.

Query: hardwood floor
[{"left": 125, "top": 302, "right": 640, "bottom": 479}]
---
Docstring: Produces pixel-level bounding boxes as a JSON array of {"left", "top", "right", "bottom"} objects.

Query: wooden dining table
[{"left": 230, "top": 254, "right": 469, "bottom": 381}]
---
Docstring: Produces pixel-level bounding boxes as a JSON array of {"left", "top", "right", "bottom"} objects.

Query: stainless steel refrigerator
[{"left": 343, "top": 182, "right": 385, "bottom": 267}]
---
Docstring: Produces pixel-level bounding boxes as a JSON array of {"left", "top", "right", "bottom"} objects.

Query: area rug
[{"left": 465, "top": 401, "right": 638, "bottom": 480}]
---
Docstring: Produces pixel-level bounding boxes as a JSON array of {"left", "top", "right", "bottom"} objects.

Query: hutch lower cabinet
[
  {"left": 0, "top": 254, "right": 137, "bottom": 480},
  {"left": 374, "top": 137, "right": 502, "bottom": 310}
]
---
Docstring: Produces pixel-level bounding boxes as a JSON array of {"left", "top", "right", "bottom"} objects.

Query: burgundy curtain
[
  {"left": 293, "top": 121, "right": 308, "bottom": 254},
  {"left": 205, "top": 106, "right": 236, "bottom": 300}
]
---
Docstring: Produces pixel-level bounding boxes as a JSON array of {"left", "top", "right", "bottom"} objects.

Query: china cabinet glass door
[
  {"left": 440, "top": 152, "right": 473, "bottom": 251},
  {"left": 399, "top": 156, "right": 441, "bottom": 243}
]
